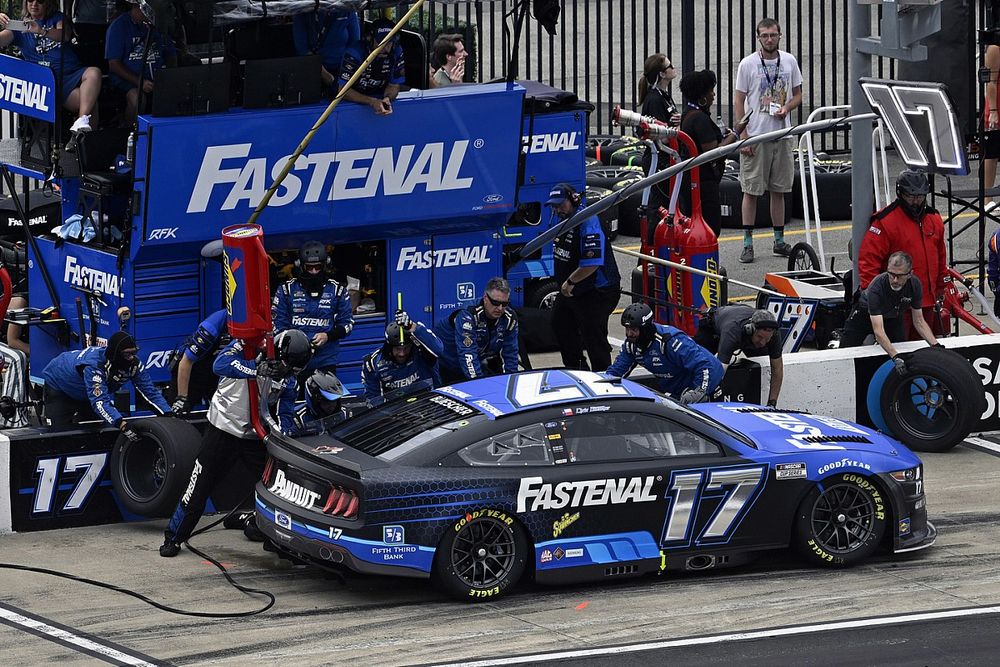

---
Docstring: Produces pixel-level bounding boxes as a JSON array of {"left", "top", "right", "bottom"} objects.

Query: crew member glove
[
  {"left": 257, "top": 359, "right": 286, "bottom": 378},
  {"left": 120, "top": 424, "right": 141, "bottom": 443},
  {"left": 891, "top": 355, "right": 907, "bottom": 376},
  {"left": 766, "top": 399, "right": 777, "bottom": 408},
  {"left": 679, "top": 388, "right": 705, "bottom": 405},
  {"left": 171, "top": 395, "right": 189, "bottom": 414},
  {"left": 395, "top": 310, "right": 411, "bottom": 328},
  {"left": 990, "top": 280, "right": 998, "bottom": 294}
]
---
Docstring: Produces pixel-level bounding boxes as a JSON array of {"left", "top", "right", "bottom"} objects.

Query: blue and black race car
[{"left": 254, "top": 370, "right": 935, "bottom": 601}]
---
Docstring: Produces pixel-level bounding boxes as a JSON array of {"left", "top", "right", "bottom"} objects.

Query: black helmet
[
  {"left": 274, "top": 329, "right": 312, "bottom": 371},
  {"left": 298, "top": 240, "right": 328, "bottom": 268},
  {"left": 298, "top": 241, "right": 329, "bottom": 294},
  {"left": 621, "top": 302, "right": 656, "bottom": 350},
  {"left": 305, "top": 370, "right": 347, "bottom": 418},
  {"left": 106, "top": 331, "right": 139, "bottom": 374},
  {"left": 896, "top": 169, "right": 930, "bottom": 197},
  {"left": 384, "top": 322, "right": 414, "bottom": 347}
]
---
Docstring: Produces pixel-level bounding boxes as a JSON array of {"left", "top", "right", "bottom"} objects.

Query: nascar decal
[
  {"left": 775, "top": 463, "right": 807, "bottom": 480},
  {"left": 517, "top": 476, "right": 657, "bottom": 512},
  {"left": 187, "top": 140, "right": 474, "bottom": 213},
  {"left": 661, "top": 465, "right": 767, "bottom": 547}
]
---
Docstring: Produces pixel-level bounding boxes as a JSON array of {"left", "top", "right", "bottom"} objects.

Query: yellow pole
[
  {"left": 397, "top": 292, "right": 404, "bottom": 344},
  {"left": 247, "top": 1, "right": 428, "bottom": 226}
]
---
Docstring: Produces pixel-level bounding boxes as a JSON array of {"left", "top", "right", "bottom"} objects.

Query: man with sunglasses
[
  {"left": 40, "top": 331, "right": 172, "bottom": 438},
  {"left": 547, "top": 182, "right": 621, "bottom": 372},
  {"left": 435, "top": 277, "right": 519, "bottom": 383},
  {"left": 841, "top": 251, "right": 941, "bottom": 372}
]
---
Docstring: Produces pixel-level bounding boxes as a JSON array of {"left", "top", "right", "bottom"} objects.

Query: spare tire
[
  {"left": 612, "top": 176, "right": 645, "bottom": 237},
  {"left": 609, "top": 145, "right": 646, "bottom": 167},
  {"left": 111, "top": 417, "right": 202, "bottom": 517},
  {"left": 878, "top": 347, "right": 984, "bottom": 452},
  {"left": 586, "top": 165, "right": 642, "bottom": 189},
  {"left": 586, "top": 134, "right": 639, "bottom": 165},
  {"left": 584, "top": 185, "right": 618, "bottom": 240}
]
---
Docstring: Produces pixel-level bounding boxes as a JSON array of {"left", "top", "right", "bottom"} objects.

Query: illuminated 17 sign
[{"left": 860, "top": 78, "right": 968, "bottom": 176}]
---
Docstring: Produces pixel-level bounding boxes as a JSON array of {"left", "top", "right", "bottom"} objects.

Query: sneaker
[
  {"left": 739, "top": 245, "right": 754, "bottom": 263},
  {"left": 223, "top": 510, "right": 254, "bottom": 531},
  {"left": 772, "top": 241, "right": 792, "bottom": 257},
  {"left": 159, "top": 540, "right": 181, "bottom": 557},
  {"left": 69, "top": 115, "right": 91, "bottom": 134}
]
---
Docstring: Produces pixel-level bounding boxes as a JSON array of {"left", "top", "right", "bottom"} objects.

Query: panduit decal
[
  {"left": 0, "top": 74, "right": 49, "bottom": 112},
  {"left": 268, "top": 469, "right": 320, "bottom": 509},
  {"left": 517, "top": 476, "right": 657, "bottom": 512},
  {"left": 522, "top": 131, "right": 580, "bottom": 154},
  {"left": 187, "top": 140, "right": 474, "bottom": 213},
  {"left": 395, "top": 245, "right": 491, "bottom": 271},
  {"left": 64, "top": 256, "right": 123, "bottom": 298}
]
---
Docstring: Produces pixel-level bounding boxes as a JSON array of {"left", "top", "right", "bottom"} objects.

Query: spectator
[
  {"left": 841, "top": 252, "right": 941, "bottom": 363},
  {"left": 169, "top": 308, "right": 229, "bottom": 415},
  {"left": 159, "top": 330, "right": 310, "bottom": 557},
  {"left": 0, "top": 0, "right": 102, "bottom": 134},
  {"left": 988, "top": 227, "right": 1000, "bottom": 317},
  {"left": 41, "top": 331, "right": 172, "bottom": 429},
  {"left": 434, "top": 277, "right": 519, "bottom": 383},
  {"left": 362, "top": 310, "right": 443, "bottom": 401},
  {"left": 69, "top": 0, "right": 116, "bottom": 70},
  {"left": 547, "top": 182, "right": 621, "bottom": 371},
  {"left": 733, "top": 17, "right": 802, "bottom": 263},
  {"left": 431, "top": 33, "right": 466, "bottom": 87},
  {"left": 637, "top": 53, "right": 678, "bottom": 212},
  {"left": 338, "top": 17, "right": 404, "bottom": 116},
  {"left": 272, "top": 241, "right": 354, "bottom": 383},
  {"left": 984, "top": 43, "right": 1000, "bottom": 200},
  {"left": 606, "top": 303, "right": 723, "bottom": 403},
  {"left": 105, "top": 0, "right": 177, "bottom": 120},
  {"left": 858, "top": 169, "right": 949, "bottom": 339},
  {"left": 293, "top": 8, "right": 360, "bottom": 93},
  {"left": 678, "top": 69, "right": 750, "bottom": 237},
  {"left": 4, "top": 296, "right": 29, "bottom": 356},
  {"left": 694, "top": 305, "right": 783, "bottom": 407}
]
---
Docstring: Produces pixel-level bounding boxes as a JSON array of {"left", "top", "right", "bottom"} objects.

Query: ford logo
[{"left": 483, "top": 194, "right": 503, "bottom": 203}]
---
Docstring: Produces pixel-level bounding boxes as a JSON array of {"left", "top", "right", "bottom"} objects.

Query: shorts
[
  {"left": 985, "top": 130, "right": 1000, "bottom": 159},
  {"left": 58, "top": 67, "right": 86, "bottom": 106},
  {"left": 739, "top": 137, "right": 794, "bottom": 196}
]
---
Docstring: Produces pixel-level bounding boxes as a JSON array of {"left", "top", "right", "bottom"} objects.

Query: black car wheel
[
  {"left": 787, "top": 241, "right": 821, "bottom": 272},
  {"left": 525, "top": 278, "right": 560, "bottom": 310},
  {"left": 879, "top": 347, "right": 984, "bottom": 452},
  {"left": 794, "top": 473, "right": 886, "bottom": 567},
  {"left": 110, "top": 417, "right": 202, "bottom": 517},
  {"left": 433, "top": 510, "right": 528, "bottom": 601}
]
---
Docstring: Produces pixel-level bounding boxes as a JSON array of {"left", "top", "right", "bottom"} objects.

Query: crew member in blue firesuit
[
  {"left": 272, "top": 241, "right": 354, "bottom": 384},
  {"left": 362, "top": 309, "right": 443, "bottom": 400},
  {"left": 170, "top": 308, "right": 230, "bottom": 414},
  {"left": 159, "top": 330, "right": 310, "bottom": 557},
  {"left": 434, "top": 277, "right": 519, "bottom": 384},
  {"left": 42, "top": 332, "right": 172, "bottom": 435},
  {"left": 606, "top": 303, "right": 724, "bottom": 403},
  {"left": 293, "top": 369, "right": 351, "bottom": 435}
]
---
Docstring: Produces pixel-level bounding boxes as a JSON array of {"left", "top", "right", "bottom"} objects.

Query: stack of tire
[{"left": 585, "top": 134, "right": 647, "bottom": 238}]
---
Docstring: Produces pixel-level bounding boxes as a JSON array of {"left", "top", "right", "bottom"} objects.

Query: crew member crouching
[
  {"left": 435, "top": 277, "right": 519, "bottom": 383},
  {"left": 362, "top": 309, "right": 443, "bottom": 401}
]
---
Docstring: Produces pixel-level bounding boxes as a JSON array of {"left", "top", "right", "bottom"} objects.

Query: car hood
[{"left": 694, "top": 403, "right": 910, "bottom": 458}]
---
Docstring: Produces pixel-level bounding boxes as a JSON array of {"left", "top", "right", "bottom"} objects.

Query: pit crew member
[
  {"left": 858, "top": 169, "right": 948, "bottom": 339},
  {"left": 41, "top": 332, "right": 172, "bottom": 434},
  {"left": 272, "top": 241, "right": 354, "bottom": 383},
  {"left": 606, "top": 303, "right": 724, "bottom": 403},
  {"left": 159, "top": 329, "right": 310, "bottom": 557},
  {"left": 362, "top": 310, "right": 443, "bottom": 400},
  {"left": 338, "top": 17, "right": 404, "bottom": 116},
  {"left": 293, "top": 369, "right": 351, "bottom": 435},
  {"left": 840, "top": 251, "right": 941, "bottom": 373},
  {"left": 434, "top": 277, "right": 519, "bottom": 384},
  {"left": 170, "top": 308, "right": 229, "bottom": 414},
  {"left": 694, "top": 305, "right": 783, "bottom": 407}
]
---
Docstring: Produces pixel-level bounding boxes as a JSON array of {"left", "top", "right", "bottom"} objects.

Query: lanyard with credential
[{"left": 759, "top": 51, "right": 780, "bottom": 95}]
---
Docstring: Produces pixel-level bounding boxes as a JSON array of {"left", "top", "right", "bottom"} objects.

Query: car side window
[
  {"left": 458, "top": 423, "right": 554, "bottom": 466},
  {"left": 562, "top": 412, "right": 722, "bottom": 463}
]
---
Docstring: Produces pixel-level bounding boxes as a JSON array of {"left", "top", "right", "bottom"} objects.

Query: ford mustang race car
[{"left": 254, "top": 370, "right": 935, "bottom": 601}]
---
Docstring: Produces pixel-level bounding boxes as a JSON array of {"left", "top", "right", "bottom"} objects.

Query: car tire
[
  {"left": 794, "top": 473, "right": 887, "bottom": 567},
  {"left": 586, "top": 166, "right": 642, "bottom": 190},
  {"left": 110, "top": 417, "right": 202, "bottom": 517},
  {"left": 432, "top": 509, "right": 529, "bottom": 601},
  {"left": 583, "top": 185, "right": 619, "bottom": 240},
  {"left": 787, "top": 241, "right": 821, "bottom": 272},
  {"left": 525, "top": 278, "right": 560, "bottom": 310},
  {"left": 586, "top": 135, "right": 638, "bottom": 165},
  {"left": 878, "top": 346, "right": 984, "bottom": 452}
]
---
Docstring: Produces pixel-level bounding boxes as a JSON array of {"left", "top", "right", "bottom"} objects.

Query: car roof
[{"left": 432, "top": 370, "right": 659, "bottom": 419}]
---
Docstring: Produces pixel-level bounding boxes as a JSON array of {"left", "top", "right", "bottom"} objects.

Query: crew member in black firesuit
[
  {"left": 547, "top": 182, "right": 621, "bottom": 371},
  {"left": 42, "top": 332, "right": 172, "bottom": 434},
  {"left": 272, "top": 241, "right": 354, "bottom": 385},
  {"left": 169, "top": 308, "right": 230, "bottom": 414},
  {"left": 159, "top": 329, "right": 311, "bottom": 557},
  {"left": 362, "top": 309, "right": 443, "bottom": 400},
  {"left": 434, "top": 277, "right": 519, "bottom": 383},
  {"left": 694, "top": 305, "right": 784, "bottom": 407}
]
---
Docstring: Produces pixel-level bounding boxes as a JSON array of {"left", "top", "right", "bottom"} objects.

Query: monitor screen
[
  {"left": 152, "top": 63, "right": 231, "bottom": 117},
  {"left": 242, "top": 55, "right": 323, "bottom": 110}
]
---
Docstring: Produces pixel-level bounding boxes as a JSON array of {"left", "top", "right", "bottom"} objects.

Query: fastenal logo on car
[
  {"left": 517, "top": 476, "right": 657, "bottom": 512},
  {"left": 0, "top": 74, "right": 49, "bottom": 112},
  {"left": 187, "top": 140, "right": 475, "bottom": 213}
]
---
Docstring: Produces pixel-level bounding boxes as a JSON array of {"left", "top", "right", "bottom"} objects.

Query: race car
[{"left": 254, "top": 370, "right": 935, "bottom": 601}]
